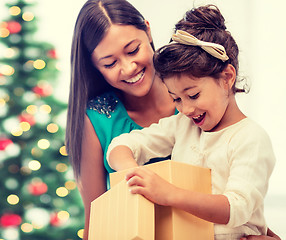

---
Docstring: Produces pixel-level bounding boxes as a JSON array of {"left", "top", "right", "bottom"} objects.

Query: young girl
[{"left": 107, "top": 5, "right": 276, "bottom": 240}]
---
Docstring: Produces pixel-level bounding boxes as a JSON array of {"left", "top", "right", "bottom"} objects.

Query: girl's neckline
[{"left": 203, "top": 117, "right": 248, "bottom": 134}]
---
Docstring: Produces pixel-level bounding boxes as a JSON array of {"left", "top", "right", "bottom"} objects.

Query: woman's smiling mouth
[{"left": 123, "top": 68, "right": 145, "bottom": 84}]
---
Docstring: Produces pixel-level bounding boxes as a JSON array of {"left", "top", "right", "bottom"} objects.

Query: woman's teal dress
[{"left": 86, "top": 91, "right": 177, "bottom": 188}]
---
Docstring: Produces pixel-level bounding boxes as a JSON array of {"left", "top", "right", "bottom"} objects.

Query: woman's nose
[{"left": 120, "top": 58, "right": 136, "bottom": 76}]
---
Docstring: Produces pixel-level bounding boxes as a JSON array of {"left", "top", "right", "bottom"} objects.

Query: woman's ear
[
  {"left": 222, "top": 64, "right": 236, "bottom": 90},
  {"left": 144, "top": 20, "right": 153, "bottom": 43}
]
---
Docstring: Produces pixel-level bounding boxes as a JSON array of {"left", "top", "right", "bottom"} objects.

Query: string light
[
  {"left": 59, "top": 146, "right": 68, "bottom": 156},
  {"left": 56, "top": 163, "right": 68, "bottom": 173},
  {"left": 57, "top": 211, "right": 70, "bottom": 222},
  {"left": 9, "top": 6, "right": 21, "bottom": 16},
  {"left": 37, "top": 139, "right": 50, "bottom": 149},
  {"left": 33, "top": 59, "right": 45, "bottom": 70},
  {"left": 23, "top": 60, "right": 34, "bottom": 71},
  {"left": 39, "top": 104, "right": 51, "bottom": 114},
  {"left": 0, "top": 27, "right": 9, "bottom": 38},
  {"left": 0, "top": 64, "right": 15, "bottom": 76},
  {"left": 20, "top": 166, "right": 32, "bottom": 176},
  {"left": 47, "top": 123, "right": 58, "bottom": 133},
  {"left": 65, "top": 180, "right": 77, "bottom": 190},
  {"left": 31, "top": 147, "right": 43, "bottom": 158},
  {"left": 22, "top": 12, "right": 34, "bottom": 22},
  {"left": 26, "top": 105, "right": 37, "bottom": 114},
  {"left": 77, "top": 229, "right": 84, "bottom": 239},
  {"left": 0, "top": 22, "right": 7, "bottom": 28},
  {"left": 56, "top": 187, "right": 69, "bottom": 197},
  {"left": 11, "top": 127, "right": 23, "bottom": 137},
  {"left": 0, "top": 75, "right": 7, "bottom": 85},
  {"left": 0, "top": 98, "right": 6, "bottom": 107},
  {"left": 28, "top": 160, "right": 41, "bottom": 171},
  {"left": 20, "top": 121, "right": 31, "bottom": 132},
  {"left": 21, "top": 223, "right": 33, "bottom": 233},
  {"left": 4, "top": 47, "right": 18, "bottom": 58},
  {"left": 7, "top": 194, "right": 19, "bottom": 205}
]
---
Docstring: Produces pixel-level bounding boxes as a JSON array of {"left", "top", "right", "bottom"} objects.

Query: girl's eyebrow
[
  {"left": 98, "top": 40, "right": 138, "bottom": 61},
  {"left": 168, "top": 86, "right": 195, "bottom": 95}
]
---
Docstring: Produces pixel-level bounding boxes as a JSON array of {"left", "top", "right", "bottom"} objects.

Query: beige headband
[{"left": 172, "top": 30, "right": 229, "bottom": 62}]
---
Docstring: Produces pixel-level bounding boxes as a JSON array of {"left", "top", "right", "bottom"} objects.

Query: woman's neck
[
  {"left": 121, "top": 77, "right": 173, "bottom": 111},
  {"left": 117, "top": 77, "right": 175, "bottom": 127}
]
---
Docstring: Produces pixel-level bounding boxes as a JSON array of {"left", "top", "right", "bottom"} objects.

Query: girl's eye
[
  {"left": 128, "top": 45, "right": 140, "bottom": 55},
  {"left": 104, "top": 61, "right": 116, "bottom": 68},
  {"left": 173, "top": 97, "right": 181, "bottom": 103},
  {"left": 189, "top": 93, "right": 200, "bottom": 100}
]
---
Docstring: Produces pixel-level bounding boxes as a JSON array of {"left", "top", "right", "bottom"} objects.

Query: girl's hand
[{"left": 125, "top": 167, "right": 178, "bottom": 206}]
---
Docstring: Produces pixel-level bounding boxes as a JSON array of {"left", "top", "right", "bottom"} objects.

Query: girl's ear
[
  {"left": 144, "top": 20, "right": 153, "bottom": 43},
  {"left": 221, "top": 64, "right": 236, "bottom": 90}
]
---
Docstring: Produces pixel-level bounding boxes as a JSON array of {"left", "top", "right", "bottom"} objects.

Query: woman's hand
[
  {"left": 125, "top": 166, "right": 177, "bottom": 206},
  {"left": 240, "top": 228, "right": 281, "bottom": 240},
  {"left": 241, "top": 236, "right": 280, "bottom": 240}
]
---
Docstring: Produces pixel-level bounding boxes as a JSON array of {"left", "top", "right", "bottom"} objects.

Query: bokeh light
[
  {"left": 59, "top": 146, "right": 68, "bottom": 156},
  {"left": 22, "top": 12, "right": 34, "bottom": 22},
  {"left": 47, "top": 123, "right": 58, "bottom": 133},
  {"left": 37, "top": 139, "right": 50, "bottom": 149},
  {"left": 7, "top": 194, "right": 19, "bottom": 205},
  {"left": 28, "top": 160, "right": 41, "bottom": 171},
  {"left": 9, "top": 6, "right": 21, "bottom": 16},
  {"left": 56, "top": 187, "right": 69, "bottom": 197}
]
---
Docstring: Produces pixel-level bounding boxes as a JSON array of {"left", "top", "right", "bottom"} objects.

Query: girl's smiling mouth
[{"left": 192, "top": 112, "right": 206, "bottom": 125}]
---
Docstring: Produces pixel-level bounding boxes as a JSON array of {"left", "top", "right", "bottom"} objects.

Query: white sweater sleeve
[
  {"left": 224, "top": 122, "right": 276, "bottom": 228},
  {"left": 107, "top": 114, "right": 179, "bottom": 166}
]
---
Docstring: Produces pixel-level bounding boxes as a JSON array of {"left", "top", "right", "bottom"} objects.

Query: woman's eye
[
  {"left": 104, "top": 61, "right": 116, "bottom": 68},
  {"left": 189, "top": 93, "right": 200, "bottom": 100},
  {"left": 128, "top": 45, "right": 140, "bottom": 55}
]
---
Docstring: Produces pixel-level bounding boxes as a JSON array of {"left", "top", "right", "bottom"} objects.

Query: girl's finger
[
  {"left": 125, "top": 166, "right": 148, "bottom": 181},
  {"left": 129, "top": 185, "right": 145, "bottom": 195},
  {"left": 126, "top": 175, "right": 144, "bottom": 187}
]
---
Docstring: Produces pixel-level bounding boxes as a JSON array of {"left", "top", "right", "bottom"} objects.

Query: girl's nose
[{"left": 181, "top": 102, "right": 195, "bottom": 116}]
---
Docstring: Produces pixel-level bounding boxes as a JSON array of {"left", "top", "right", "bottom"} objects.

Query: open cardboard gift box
[{"left": 88, "top": 160, "right": 214, "bottom": 240}]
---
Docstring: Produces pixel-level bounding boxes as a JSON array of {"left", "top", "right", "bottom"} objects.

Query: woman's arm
[{"left": 77, "top": 115, "right": 107, "bottom": 240}]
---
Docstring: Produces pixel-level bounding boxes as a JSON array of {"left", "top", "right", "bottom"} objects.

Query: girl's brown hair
[{"left": 154, "top": 5, "right": 244, "bottom": 94}]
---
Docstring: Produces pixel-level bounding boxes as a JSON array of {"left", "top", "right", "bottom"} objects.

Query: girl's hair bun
[{"left": 183, "top": 5, "right": 226, "bottom": 31}]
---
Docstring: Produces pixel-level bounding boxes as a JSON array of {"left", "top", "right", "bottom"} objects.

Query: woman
[{"left": 65, "top": 0, "right": 280, "bottom": 239}]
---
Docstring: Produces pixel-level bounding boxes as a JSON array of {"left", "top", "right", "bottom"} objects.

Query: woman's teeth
[{"left": 124, "top": 69, "right": 144, "bottom": 83}]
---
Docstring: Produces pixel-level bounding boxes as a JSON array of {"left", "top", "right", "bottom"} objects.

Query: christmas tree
[{"left": 0, "top": 0, "right": 84, "bottom": 239}]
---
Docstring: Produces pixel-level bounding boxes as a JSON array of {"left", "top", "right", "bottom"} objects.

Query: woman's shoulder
[{"left": 86, "top": 91, "right": 141, "bottom": 138}]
